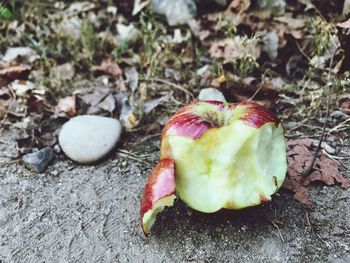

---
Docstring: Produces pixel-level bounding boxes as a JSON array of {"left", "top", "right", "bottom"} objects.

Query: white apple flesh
[{"left": 140, "top": 101, "right": 287, "bottom": 234}]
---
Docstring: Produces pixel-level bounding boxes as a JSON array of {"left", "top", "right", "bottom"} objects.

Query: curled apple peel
[
  {"left": 140, "top": 158, "right": 176, "bottom": 234},
  {"left": 140, "top": 101, "right": 287, "bottom": 234}
]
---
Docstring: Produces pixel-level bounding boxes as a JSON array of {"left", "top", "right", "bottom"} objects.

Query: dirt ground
[{"left": 0, "top": 129, "right": 349, "bottom": 263}]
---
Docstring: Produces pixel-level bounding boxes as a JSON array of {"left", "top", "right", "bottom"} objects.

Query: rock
[
  {"left": 256, "top": 0, "right": 286, "bottom": 15},
  {"left": 330, "top": 110, "right": 349, "bottom": 120},
  {"left": 3, "top": 47, "right": 38, "bottom": 63},
  {"left": 150, "top": 0, "right": 196, "bottom": 26},
  {"left": 198, "top": 88, "right": 226, "bottom": 102},
  {"left": 53, "top": 144, "right": 61, "bottom": 154},
  {"left": 261, "top": 31, "right": 279, "bottom": 60},
  {"left": 116, "top": 23, "right": 140, "bottom": 43},
  {"left": 59, "top": 115, "right": 122, "bottom": 163},
  {"left": 22, "top": 147, "right": 54, "bottom": 173}
]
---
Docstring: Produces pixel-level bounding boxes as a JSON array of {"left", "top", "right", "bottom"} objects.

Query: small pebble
[
  {"left": 59, "top": 115, "right": 122, "bottom": 163},
  {"left": 198, "top": 88, "right": 226, "bottom": 102},
  {"left": 330, "top": 110, "right": 349, "bottom": 120},
  {"left": 150, "top": 0, "right": 196, "bottom": 26},
  {"left": 53, "top": 144, "right": 61, "bottom": 154},
  {"left": 22, "top": 147, "right": 54, "bottom": 173}
]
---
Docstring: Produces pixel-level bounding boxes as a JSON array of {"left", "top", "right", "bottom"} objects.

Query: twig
[
  {"left": 117, "top": 149, "right": 151, "bottom": 159},
  {"left": 305, "top": 212, "right": 314, "bottom": 234},
  {"left": 248, "top": 85, "right": 262, "bottom": 101},
  {"left": 305, "top": 212, "right": 331, "bottom": 248},
  {"left": 328, "top": 118, "right": 350, "bottom": 134},
  {"left": 315, "top": 232, "right": 331, "bottom": 248},
  {"left": 271, "top": 220, "right": 284, "bottom": 242},
  {"left": 322, "top": 150, "right": 350, "bottom": 160},
  {"left": 151, "top": 78, "right": 194, "bottom": 100},
  {"left": 296, "top": 41, "right": 311, "bottom": 61},
  {"left": 302, "top": 47, "right": 339, "bottom": 178},
  {"left": 116, "top": 149, "right": 152, "bottom": 167}
]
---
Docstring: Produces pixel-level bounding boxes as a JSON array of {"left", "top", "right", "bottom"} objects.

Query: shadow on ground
[{"left": 0, "top": 134, "right": 349, "bottom": 263}]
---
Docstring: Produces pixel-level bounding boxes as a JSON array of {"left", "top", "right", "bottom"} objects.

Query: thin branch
[
  {"left": 302, "top": 47, "right": 340, "bottom": 178},
  {"left": 151, "top": 78, "right": 194, "bottom": 100},
  {"left": 248, "top": 85, "right": 262, "bottom": 101}
]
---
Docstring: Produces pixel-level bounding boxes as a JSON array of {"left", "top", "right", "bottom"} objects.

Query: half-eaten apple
[{"left": 140, "top": 101, "right": 287, "bottom": 234}]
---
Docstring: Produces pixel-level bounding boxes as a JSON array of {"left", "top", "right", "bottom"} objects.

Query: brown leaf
[
  {"left": 338, "top": 94, "right": 350, "bottom": 114},
  {"left": 55, "top": 96, "right": 76, "bottom": 117},
  {"left": 95, "top": 59, "right": 122, "bottom": 77},
  {"left": 228, "top": 0, "right": 251, "bottom": 14},
  {"left": 0, "top": 64, "right": 31, "bottom": 81},
  {"left": 209, "top": 38, "right": 260, "bottom": 63},
  {"left": 284, "top": 139, "right": 350, "bottom": 205},
  {"left": 80, "top": 88, "right": 110, "bottom": 106},
  {"left": 98, "top": 94, "right": 116, "bottom": 113},
  {"left": 338, "top": 18, "right": 350, "bottom": 29}
]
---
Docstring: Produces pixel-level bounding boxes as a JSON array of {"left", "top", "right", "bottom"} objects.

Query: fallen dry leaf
[
  {"left": 209, "top": 38, "right": 260, "bottom": 63},
  {"left": 228, "top": 0, "right": 251, "bottom": 14},
  {"left": 338, "top": 18, "right": 350, "bottom": 29},
  {"left": 10, "top": 80, "right": 35, "bottom": 97},
  {"left": 98, "top": 94, "right": 116, "bottom": 113},
  {"left": 55, "top": 96, "right": 76, "bottom": 117},
  {"left": 95, "top": 59, "right": 122, "bottom": 77},
  {"left": 80, "top": 88, "right": 110, "bottom": 106},
  {"left": 338, "top": 94, "right": 350, "bottom": 114},
  {"left": 0, "top": 64, "right": 31, "bottom": 82},
  {"left": 283, "top": 139, "right": 350, "bottom": 205}
]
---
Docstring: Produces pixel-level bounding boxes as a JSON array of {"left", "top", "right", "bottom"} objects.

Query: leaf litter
[
  {"left": 0, "top": 0, "right": 349, "bottom": 208},
  {"left": 284, "top": 138, "right": 350, "bottom": 205}
]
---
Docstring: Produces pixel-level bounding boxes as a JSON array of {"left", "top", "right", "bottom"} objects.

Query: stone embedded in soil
[
  {"left": 150, "top": 0, "right": 196, "bottom": 26},
  {"left": 58, "top": 115, "right": 122, "bottom": 163},
  {"left": 22, "top": 147, "right": 54, "bottom": 173},
  {"left": 198, "top": 88, "right": 226, "bottom": 102}
]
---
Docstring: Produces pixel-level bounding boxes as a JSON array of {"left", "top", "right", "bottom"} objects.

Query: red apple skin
[
  {"left": 162, "top": 101, "right": 280, "bottom": 141},
  {"left": 259, "top": 195, "right": 271, "bottom": 204},
  {"left": 229, "top": 102, "right": 280, "bottom": 128},
  {"left": 140, "top": 158, "right": 175, "bottom": 234},
  {"left": 141, "top": 101, "right": 284, "bottom": 234},
  {"left": 162, "top": 103, "right": 214, "bottom": 140}
]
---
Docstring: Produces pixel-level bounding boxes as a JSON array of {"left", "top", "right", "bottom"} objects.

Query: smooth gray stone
[
  {"left": 59, "top": 115, "right": 121, "bottom": 163},
  {"left": 22, "top": 147, "right": 54, "bottom": 173},
  {"left": 198, "top": 88, "right": 226, "bottom": 102}
]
